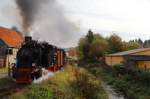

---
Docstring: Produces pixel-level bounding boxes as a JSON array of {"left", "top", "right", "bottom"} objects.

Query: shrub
[
  {"left": 112, "top": 80, "right": 129, "bottom": 95},
  {"left": 113, "top": 64, "right": 126, "bottom": 75},
  {"left": 70, "top": 68, "right": 104, "bottom": 99},
  {"left": 95, "top": 63, "right": 150, "bottom": 99}
]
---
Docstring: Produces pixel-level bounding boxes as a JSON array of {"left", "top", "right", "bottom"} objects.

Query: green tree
[
  {"left": 77, "top": 30, "right": 108, "bottom": 62},
  {"left": 86, "top": 29, "right": 94, "bottom": 43},
  {"left": 77, "top": 37, "right": 89, "bottom": 61},
  {"left": 128, "top": 41, "right": 141, "bottom": 49},
  {"left": 137, "top": 38, "right": 143, "bottom": 46},
  {"left": 122, "top": 41, "right": 141, "bottom": 51},
  {"left": 90, "top": 36, "right": 108, "bottom": 60},
  {"left": 78, "top": 30, "right": 94, "bottom": 61},
  {"left": 143, "top": 40, "right": 150, "bottom": 48},
  {"left": 107, "top": 34, "right": 123, "bottom": 53}
]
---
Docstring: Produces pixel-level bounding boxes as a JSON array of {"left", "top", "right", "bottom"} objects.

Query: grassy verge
[
  {"left": 10, "top": 65, "right": 108, "bottom": 99},
  {"left": 85, "top": 63, "right": 150, "bottom": 99},
  {"left": 10, "top": 84, "right": 53, "bottom": 99}
]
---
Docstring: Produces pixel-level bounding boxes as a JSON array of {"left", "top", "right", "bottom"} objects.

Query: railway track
[
  {"left": 0, "top": 71, "right": 54, "bottom": 98},
  {"left": 0, "top": 78, "right": 26, "bottom": 99}
]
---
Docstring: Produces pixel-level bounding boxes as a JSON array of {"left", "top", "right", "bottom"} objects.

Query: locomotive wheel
[
  {"left": 35, "top": 70, "right": 42, "bottom": 79},
  {"left": 31, "top": 69, "right": 42, "bottom": 79}
]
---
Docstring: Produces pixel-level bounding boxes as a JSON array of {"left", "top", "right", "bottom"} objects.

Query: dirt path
[{"left": 101, "top": 82, "right": 125, "bottom": 99}]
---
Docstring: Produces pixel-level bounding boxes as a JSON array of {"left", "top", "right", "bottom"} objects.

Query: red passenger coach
[{"left": 48, "top": 48, "right": 66, "bottom": 72}]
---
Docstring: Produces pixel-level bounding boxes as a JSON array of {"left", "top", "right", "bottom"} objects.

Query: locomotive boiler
[{"left": 12, "top": 36, "right": 66, "bottom": 84}]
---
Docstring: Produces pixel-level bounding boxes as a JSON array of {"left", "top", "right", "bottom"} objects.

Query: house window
[{"left": 6, "top": 49, "right": 13, "bottom": 55}]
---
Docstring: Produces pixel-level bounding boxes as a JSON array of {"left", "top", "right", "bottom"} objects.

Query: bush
[
  {"left": 135, "top": 70, "right": 150, "bottom": 86},
  {"left": 98, "top": 64, "right": 150, "bottom": 99},
  {"left": 85, "top": 62, "right": 150, "bottom": 99},
  {"left": 112, "top": 80, "right": 129, "bottom": 95},
  {"left": 70, "top": 68, "right": 103, "bottom": 99},
  {"left": 113, "top": 64, "right": 126, "bottom": 75}
]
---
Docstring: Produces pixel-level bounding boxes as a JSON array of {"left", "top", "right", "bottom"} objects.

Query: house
[
  {"left": 67, "top": 48, "right": 77, "bottom": 60},
  {"left": 0, "top": 27, "right": 23, "bottom": 67},
  {"left": 105, "top": 48, "right": 150, "bottom": 68},
  {"left": 68, "top": 48, "right": 77, "bottom": 59}
]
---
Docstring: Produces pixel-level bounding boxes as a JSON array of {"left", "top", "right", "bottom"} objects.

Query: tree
[
  {"left": 86, "top": 29, "right": 94, "bottom": 43},
  {"left": 90, "top": 37, "right": 108, "bottom": 60},
  {"left": 107, "top": 34, "right": 123, "bottom": 53},
  {"left": 78, "top": 30, "right": 94, "bottom": 61},
  {"left": 143, "top": 40, "right": 150, "bottom": 48},
  {"left": 77, "top": 37, "right": 89, "bottom": 61},
  {"left": 77, "top": 30, "right": 108, "bottom": 62},
  {"left": 77, "top": 30, "right": 141, "bottom": 62},
  {"left": 138, "top": 38, "right": 143, "bottom": 47},
  {"left": 122, "top": 41, "right": 141, "bottom": 51}
]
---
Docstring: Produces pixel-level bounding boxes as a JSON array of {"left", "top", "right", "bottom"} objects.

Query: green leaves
[{"left": 77, "top": 30, "right": 108, "bottom": 62}]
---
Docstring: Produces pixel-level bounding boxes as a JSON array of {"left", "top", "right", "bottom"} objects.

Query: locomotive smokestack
[{"left": 25, "top": 36, "right": 32, "bottom": 43}]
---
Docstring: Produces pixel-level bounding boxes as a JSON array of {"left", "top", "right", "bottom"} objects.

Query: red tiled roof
[{"left": 0, "top": 27, "right": 23, "bottom": 48}]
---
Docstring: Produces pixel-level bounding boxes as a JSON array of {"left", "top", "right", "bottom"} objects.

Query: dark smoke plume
[
  {"left": 15, "top": 0, "right": 79, "bottom": 47},
  {"left": 16, "top": 0, "right": 49, "bottom": 36}
]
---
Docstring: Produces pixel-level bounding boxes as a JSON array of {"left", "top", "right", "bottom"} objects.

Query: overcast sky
[
  {"left": 58, "top": 0, "right": 150, "bottom": 41},
  {"left": 1, "top": 0, "right": 150, "bottom": 47}
]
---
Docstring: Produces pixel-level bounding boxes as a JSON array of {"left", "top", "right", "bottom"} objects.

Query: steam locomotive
[{"left": 12, "top": 36, "right": 66, "bottom": 84}]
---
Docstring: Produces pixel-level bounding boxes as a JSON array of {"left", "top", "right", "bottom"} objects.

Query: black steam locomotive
[{"left": 13, "top": 36, "right": 66, "bottom": 84}]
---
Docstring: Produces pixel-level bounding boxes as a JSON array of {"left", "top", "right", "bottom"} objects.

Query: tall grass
[
  {"left": 11, "top": 84, "right": 53, "bottom": 99},
  {"left": 10, "top": 65, "right": 108, "bottom": 99},
  {"left": 88, "top": 63, "right": 150, "bottom": 99}
]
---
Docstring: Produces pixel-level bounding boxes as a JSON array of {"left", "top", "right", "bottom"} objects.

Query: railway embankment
[{"left": 10, "top": 64, "right": 108, "bottom": 99}]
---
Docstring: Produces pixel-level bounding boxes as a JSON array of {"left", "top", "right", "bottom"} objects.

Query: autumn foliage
[{"left": 77, "top": 30, "right": 141, "bottom": 62}]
